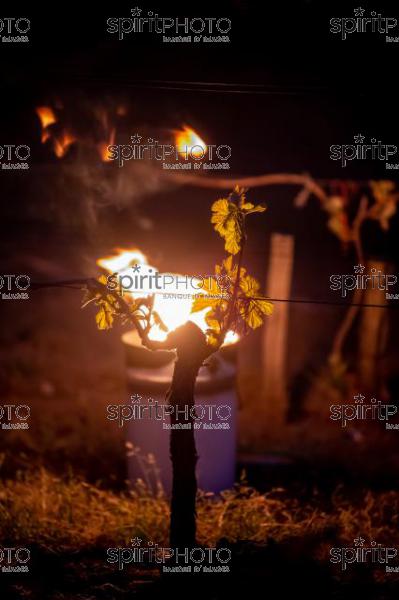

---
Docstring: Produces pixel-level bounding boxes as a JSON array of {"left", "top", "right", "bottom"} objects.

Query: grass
[
  {"left": 1, "top": 467, "right": 399, "bottom": 560},
  {"left": 2, "top": 468, "right": 399, "bottom": 600}
]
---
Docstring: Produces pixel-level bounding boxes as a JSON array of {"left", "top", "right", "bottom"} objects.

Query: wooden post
[
  {"left": 357, "top": 260, "right": 389, "bottom": 392},
  {"left": 262, "top": 234, "right": 295, "bottom": 429}
]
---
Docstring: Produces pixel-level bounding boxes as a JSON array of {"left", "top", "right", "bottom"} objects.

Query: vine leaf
[
  {"left": 191, "top": 246, "right": 273, "bottom": 344},
  {"left": 82, "top": 275, "right": 146, "bottom": 333},
  {"left": 239, "top": 297, "right": 274, "bottom": 329},
  {"left": 96, "top": 301, "right": 115, "bottom": 330},
  {"left": 211, "top": 198, "right": 242, "bottom": 255},
  {"left": 240, "top": 202, "right": 266, "bottom": 215},
  {"left": 191, "top": 274, "right": 228, "bottom": 313},
  {"left": 211, "top": 188, "right": 266, "bottom": 255},
  {"left": 238, "top": 273, "right": 273, "bottom": 329}
]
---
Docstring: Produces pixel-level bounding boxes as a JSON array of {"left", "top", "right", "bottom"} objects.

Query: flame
[
  {"left": 97, "top": 247, "right": 238, "bottom": 345},
  {"left": 36, "top": 106, "right": 57, "bottom": 143},
  {"left": 98, "top": 128, "right": 116, "bottom": 162},
  {"left": 53, "top": 130, "right": 76, "bottom": 158},
  {"left": 97, "top": 248, "right": 147, "bottom": 273},
  {"left": 36, "top": 104, "right": 117, "bottom": 160},
  {"left": 175, "top": 126, "right": 207, "bottom": 159},
  {"left": 36, "top": 105, "right": 76, "bottom": 157}
]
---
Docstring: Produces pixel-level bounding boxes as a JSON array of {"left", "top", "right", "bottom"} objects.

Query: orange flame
[
  {"left": 36, "top": 103, "right": 115, "bottom": 160},
  {"left": 36, "top": 105, "right": 76, "bottom": 157},
  {"left": 53, "top": 130, "right": 76, "bottom": 158},
  {"left": 97, "top": 247, "right": 238, "bottom": 345},
  {"left": 97, "top": 248, "right": 147, "bottom": 273},
  {"left": 98, "top": 128, "right": 116, "bottom": 162},
  {"left": 175, "top": 125, "right": 207, "bottom": 159},
  {"left": 36, "top": 106, "right": 57, "bottom": 143}
]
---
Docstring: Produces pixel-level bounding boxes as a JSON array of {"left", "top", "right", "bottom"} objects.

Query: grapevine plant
[{"left": 82, "top": 187, "right": 273, "bottom": 549}]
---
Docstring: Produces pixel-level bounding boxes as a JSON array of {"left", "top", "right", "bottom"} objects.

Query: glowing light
[
  {"left": 36, "top": 105, "right": 76, "bottom": 157},
  {"left": 97, "top": 247, "right": 238, "bottom": 345},
  {"left": 97, "top": 248, "right": 147, "bottom": 274},
  {"left": 98, "top": 128, "right": 116, "bottom": 162},
  {"left": 53, "top": 130, "right": 76, "bottom": 158},
  {"left": 36, "top": 106, "right": 56, "bottom": 143},
  {"left": 175, "top": 125, "right": 207, "bottom": 160}
]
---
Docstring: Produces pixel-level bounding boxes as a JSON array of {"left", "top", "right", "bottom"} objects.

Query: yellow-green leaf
[
  {"left": 206, "top": 332, "right": 220, "bottom": 348},
  {"left": 239, "top": 273, "right": 261, "bottom": 296},
  {"left": 98, "top": 274, "right": 108, "bottom": 286},
  {"left": 205, "top": 311, "right": 223, "bottom": 338},
  {"left": 245, "top": 204, "right": 266, "bottom": 214},
  {"left": 240, "top": 202, "right": 255, "bottom": 211},
  {"left": 95, "top": 302, "right": 114, "bottom": 330},
  {"left": 240, "top": 297, "right": 273, "bottom": 329},
  {"left": 211, "top": 198, "right": 243, "bottom": 255},
  {"left": 224, "top": 220, "right": 242, "bottom": 255},
  {"left": 210, "top": 198, "right": 235, "bottom": 235}
]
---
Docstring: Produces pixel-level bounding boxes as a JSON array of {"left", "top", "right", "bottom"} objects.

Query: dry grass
[{"left": 1, "top": 468, "right": 399, "bottom": 560}]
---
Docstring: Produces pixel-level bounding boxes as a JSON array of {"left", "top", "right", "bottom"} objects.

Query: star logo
[
  {"left": 131, "top": 537, "right": 142, "bottom": 546},
  {"left": 353, "top": 7, "right": 365, "bottom": 17},
  {"left": 130, "top": 134, "right": 142, "bottom": 144},
  {"left": 131, "top": 393, "right": 142, "bottom": 404},
  {"left": 354, "top": 393, "right": 365, "bottom": 404},
  {"left": 354, "top": 536, "right": 365, "bottom": 547},
  {"left": 131, "top": 263, "right": 141, "bottom": 273},
  {"left": 131, "top": 7, "right": 142, "bottom": 17},
  {"left": 353, "top": 134, "right": 365, "bottom": 144},
  {"left": 354, "top": 264, "right": 365, "bottom": 274},
  {"left": 147, "top": 138, "right": 154, "bottom": 144}
]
